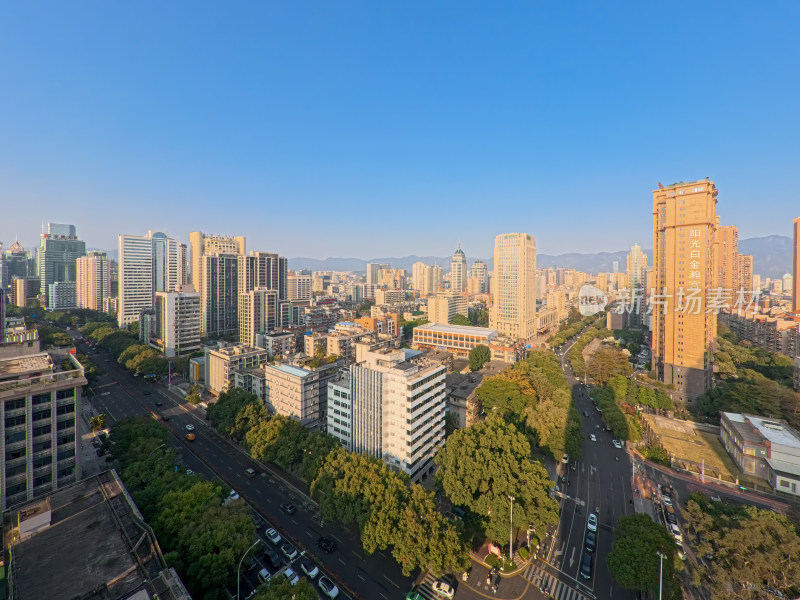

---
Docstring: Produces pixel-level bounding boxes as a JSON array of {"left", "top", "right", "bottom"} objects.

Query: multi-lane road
[{"left": 73, "top": 334, "right": 414, "bottom": 600}]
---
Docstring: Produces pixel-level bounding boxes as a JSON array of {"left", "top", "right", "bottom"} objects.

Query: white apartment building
[
  {"left": 255, "top": 331, "right": 295, "bottom": 360},
  {"left": 345, "top": 348, "right": 446, "bottom": 482},
  {"left": 327, "top": 373, "right": 353, "bottom": 450},
  {"left": 76, "top": 251, "right": 109, "bottom": 311},
  {"left": 205, "top": 344, "right": 268, "bottom": 395},
  {"left": 118, "top": 231, "right": 187, "bottom": 328},
  {"left": 287, "top": 274, "right": 312, "bottom": 300},
  {"left": 47, "top": 281, "right": 76, "bottom": 311},
  {"left": 490, "top": 232, "right": 537, "bottom": 340},
  {"left": 152, "top": 284, "right": 201, "bottom": 358},
  {"left": 238, "top": 287, "right": 279, "bottom": 347}
]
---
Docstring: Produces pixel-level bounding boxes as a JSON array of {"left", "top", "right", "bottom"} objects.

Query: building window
[{"left": 56, "top": 388, "right": 75, "bottom": 400}]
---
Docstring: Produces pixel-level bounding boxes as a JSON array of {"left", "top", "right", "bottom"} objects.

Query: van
[{"left": 257, "top": 568, "right": 271, "bottom": 585}]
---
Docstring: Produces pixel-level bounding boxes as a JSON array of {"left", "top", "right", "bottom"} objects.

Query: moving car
[
  {"left": 265, "top": 527, "right": 282, "bottom": 545},
  {"left": 580, "top": 551, "right": 593, "bottom": 580},
  {"left": 185, "top": 433, "right": 195, "bottom": 441},
  {"left": 283, "top": 567, "right": 299, "bottom": 586},
  {"left": 185, "top": 424, "right": 195, "bottom": 431},
  {"left": 281, "top": 542, "right": 298, "bottom": 560},
  {"left": 587, "top": 513, "right": 598, "bottom": 532},
  {"left": 280, "top": 503, "right": 296, "bottom": 515},
  {"left": 245, "top": 467, "right": 257, "bottom": 477},
  {"left": 562, "top": 453, "right": 570, "bottom": 464},
  {"left": 431, "top": 580, "right": 455, "bottom": 599},
  {"left": 583, "top": 410, "right": 589, "bottom": 417},
  {"left": 316, "top": 537, "right": 336, "bottom": 553},
  {"left": 590, "top": 434, "right": 597, "bottom": 442},
  {"left": 300, "top": 559, "right": 319, "bottom": 578},
  {"left": 318, "top": 575, "right": 339, "bottom": 598}
]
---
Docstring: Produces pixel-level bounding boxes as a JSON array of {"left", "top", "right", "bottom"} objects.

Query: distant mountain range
[{"left": 288, "top": 235, "right": 794, "bottom": 279}]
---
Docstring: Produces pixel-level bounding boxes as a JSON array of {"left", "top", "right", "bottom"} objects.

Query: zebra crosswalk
[
  {"left": 522, "top": 563, "right": 591, "bottom": 600},
  {"left": 409, "top": 573, "right": 442, "bottom": 599}
]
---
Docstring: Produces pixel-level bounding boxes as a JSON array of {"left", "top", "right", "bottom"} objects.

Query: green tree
[
  {"left": 450, "top": 314, "right": 472, "bottom": 326},
  {"left": 207, "top": 388, "right": 260, "bottom": 439},
  {"left": 434, "top": 414, "right": 559, "bottom": 544},
  {"left": 252, "top": 577, "right": 317, "bottom": 600},
  {"left": 89, "top": 413, "right": 107, "bottom": 432},
  {"left": 607, "top": 513, "right": 680, "bottom": 597},
  {"left": 468, "top": 344, "right": 491, "bottom": 371},
  {"left": 586, "top": 347, "right": 632, "bottom": 385}
]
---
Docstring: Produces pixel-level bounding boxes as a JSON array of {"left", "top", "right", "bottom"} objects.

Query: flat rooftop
[
  {"left": 6, "top": 471, "right": 191, "bottom": 600},
  {"left": 0, "top": 352, "right": 53, "bottom": 380},
  {"left": 271, "top": 363, "right": 312, "bottom": 378},
  {"left": 414, "top": 323, "right": 498, "bottom": 336},
  {"left": 746, "top": 414, "right": 800, "bottom": 450}
]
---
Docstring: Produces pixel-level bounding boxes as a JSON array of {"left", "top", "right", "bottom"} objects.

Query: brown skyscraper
[
  {"left": 794, "top": 217, "right": 800, "bottom": 315},
  {"left": 652, "top": 180, "right": 718, "bottom": 404},
  {"left": 715, "top": 225, "right": 739, "bottom": 293}
]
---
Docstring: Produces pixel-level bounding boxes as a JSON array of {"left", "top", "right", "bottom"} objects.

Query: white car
[
  {"left": 228, "top": 490, "right": 240, "bottom": 501},
  {"left": 431, "top": 581, "right": 455, "bottom": 599},
  {"left": 562, "top": 453, "right": 570, "bottom": 464},
  {"left": 300, "top": 559, "right": 319, "bottom": 578},
  {"left": 185, "top": 424, "right": 195, "bottom": 431},
  {"left": 318, "top": 575, "right": 339, "bottom": 598},
  {"left": 283, "top": 567, "right": 299, "bottom": 586},
  {"left": 669, "top": 523, "right": 682, "bottom": 543},
  {"left": 612, "top": 439, "right": 623, "bottom": 449},
  {"left": 662, "top": 496, "right": 672, "bottom": 507},
  {"left": 265, "top": 527, "right": 282, "bottom": 545},
  {"left": 590, "top": 434, "right": 597, "bottom": 442},
  {"left": 587, "top": 513, "right": 598, "bottom": 532}
]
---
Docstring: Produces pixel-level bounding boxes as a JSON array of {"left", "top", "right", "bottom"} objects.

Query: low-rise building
[
  {"left": 412, "top": 323, "right": 498, "bottom": 358},
  {"left": 720, "top": 411, "right": 800, "bottom": 496},
  {"left": 255, "top": 331, "right": 295, "bottom": 359},
  {"left": 446, "top": 372, "right": 483, "bottom": 428},
  {"left": 354, "top": 313, "right": 400, "bottom": 336},
  {"left": 205, "top": 344, "right": 268, "bottom": 395},
  {"left": 426, "top": 293, "right": 469, "bottom": 325},
  {"left": 5, "top": 470, "right": 192, "bottom": 600}
]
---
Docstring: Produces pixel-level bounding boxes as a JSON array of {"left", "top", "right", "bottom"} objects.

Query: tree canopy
[
  {"left": 434, "top": 414, "right": 559, "bottom": 545},
  {"left": 469, "top": 344, "right": 491, "bottom": 371},
  {"left": 450, "top": 314, "right": 472, "bottom": 326}
]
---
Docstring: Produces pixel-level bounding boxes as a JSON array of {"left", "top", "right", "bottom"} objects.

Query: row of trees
[
  {"left": 695, "top": 325, "right": 800, "bottom": 429},
  {"left": 475, "top": 351, "right": 584, "bottom": 462},
  {"left": 565, "top": 318, "right": 612, "bottom": 379},
  {"left": 546, "top": 307, "right": 597, "bottom": 347},
  {"left": 685, "top": 492, "right": 800, "bottom": 599},
  {"left": 111, "top": 417, "right": 257, "bottom": 599},
  {"left": 207, "top": 388, "right": 469, "bottom": 576}
]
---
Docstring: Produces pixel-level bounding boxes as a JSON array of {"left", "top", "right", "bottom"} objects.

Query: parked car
[
  {"left": 263, "top": 548, "right": 282, "bottom": 570},
  {"left": 265, "top": 527, "right": 282, "bottom": 545},
  {"left": 431, "top": 581, "right": 454, "bottom": 599},
  {"left": 662, "top": 496, "right": 673, "bottom": 507},
  {"left": 280, "top": 503, "right": 296, "bottom": 515},
  {"left": 257, "top": 568, "right": 271, "bottom": 585},
  {"left": 318, "top": 575, "right": 339, "bottom": 598},
  {"left": 584, "top": 530, "right": 596, "bottom": 552},
  {"left": 300, "top": 559, "right": 319, "bottom": 578},
  {"left": 316, "top": 537, "right": 336, "bottom": 553},
  {"left": 612, "top": 439, "right": 623, "bottom": 449},
  {"left": 283, "top": 567, "right": 299, "bottom": 586},
  {"left": 281, "top": 542, "right": 298, "bottom": 560},
  {"left": 669, "top": 523, "right": 682, "bottom": 543},
  {"left": 562, "top": 453, "right": 570, "bottom": 464},
  {"left": 587, "top": 513, "right": 598, "bottom": 532},
  {"left": 406, "top": 592, "right": 425, "bottom": 600},
  {"left": 580, "top": 551, "right": 593, "bottom": 580}
]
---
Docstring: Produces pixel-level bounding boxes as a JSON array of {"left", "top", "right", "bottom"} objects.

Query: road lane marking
[
  {"left": 383, "top": 576, "right": 400, "bottom": 589},
  {"left": 339, "top": 558, "right": 346, "bottom": 565}
]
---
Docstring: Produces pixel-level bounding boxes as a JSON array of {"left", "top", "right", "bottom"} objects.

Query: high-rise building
[
  {"left": 366, "top": 263, "right": 389, "bottom": 286},
  {"left": 715, "top": 225, "right": 739, "bottom": 293},
  {"left": 287, "top": 273, "right": 312, "bottom": 300},
  {"left": 76, "top": 251, "right": 109, "bottom": 310},
  {"left": 626, "top": 243, "right": 648, "bottom": 328},
  {"left": 651, "top": 180, "right": 718, "bottom": 403},
  {"left": 238, "top": 287, "right": 279, "bottom": 347},
  {"left": 0, "top": 330, "right": 87, "bottom": 509},
  {"left": 377, "top": 267, "right": 406, "bottom": 290},
  {"left": 412, "top": 262, "right": 426, "bottom": 294},
  {"left": 737, "top": 254, "right": 753, "bottom": 293},
  {"left": 450, "top": 245, "right": 468, "bottom": 294},
  {"left": 200, "top": 253, "right": 240, "bottom": 338},
  {"left": 489, "top": 233, "right": 537, "bottom": 340},
  {"left": 151, "top": 283, "right": 201, "bottom": 357},
  {"left": 118, "top": 231, "right": 187, "bottom": 328},
  {"left": 189, "top": 232, "right": 245, "bottom": 291},
  {"left": 612, "top": 260, "right": 619, "bottom": 273},
  {"left": 48, "top": 281, "right": 77, "bottom": 310},
  {"left": 238, "top": 251, "right": 287, "bottom": 299},
  {"left": 469, "top": 259, "right": 488, "bottom": 294},
  {"left": 37, "top": 223, "right": 86, "bottom": 305},
  {"left": 794, "top": 217, "right": 800, "bottom": 315},
  {"left": 412, "top": 262, "right": 443, "bottom": 296},
  {"left": 338, "top": 347, "right": 446, "bottom": 482}
]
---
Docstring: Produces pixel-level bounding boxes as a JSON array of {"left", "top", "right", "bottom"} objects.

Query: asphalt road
[
  {"left": 74, "top": 335, "right": 414, "bottom": 600},
  {"left": 546, "top": 337, "right": 637, "bottom": 600}
]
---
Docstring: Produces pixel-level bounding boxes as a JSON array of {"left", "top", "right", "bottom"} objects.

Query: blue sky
[{"left": 2, "top": 1, "right": 798, "bottom": 259}]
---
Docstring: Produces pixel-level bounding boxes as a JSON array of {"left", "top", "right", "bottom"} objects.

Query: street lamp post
[
  {"left": 508, "top": 495, "right": 515, "bottom": 563},
  {"left": 146, "top": 442, "right": 166, "bottom": 459},
  {"left": 237, "top": 539, "right": 263, "bottom": 600},
  {"left": 656, "top": 551, "right": 666, "bottom": 600}
]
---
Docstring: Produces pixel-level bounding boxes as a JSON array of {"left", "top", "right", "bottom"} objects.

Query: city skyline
[{"left": 3, "top": 2, "right": 800, "bottom": 257}]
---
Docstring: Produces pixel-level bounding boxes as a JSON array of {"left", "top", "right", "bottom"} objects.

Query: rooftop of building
[
  {"left": 5, "top": 470, "right": 191, "bottom": 600},
  {"left": 446, "top": 372, "right": 484, "bottom": 399},
  {"left": 269, "top": 363, "right": 313, "bottom": 378},
  {"left": 413, "top": 323, "right": 498, "bottom": 336},
  {"left": 723, "top": 412, "right": 800, "bottom": 449},
  {"left": 0, "top": 352, "right": 53, "bottom": 380},
  {"left": 766, "top": 458, "right": 800, "bottom": 478},
  {"left": 209, "top": 344, "right": 266, "bottom": 357}
]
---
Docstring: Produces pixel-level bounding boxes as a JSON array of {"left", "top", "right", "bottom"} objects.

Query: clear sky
[{"left": 2, "top": 1, "right": 798, "bottom": 259}]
